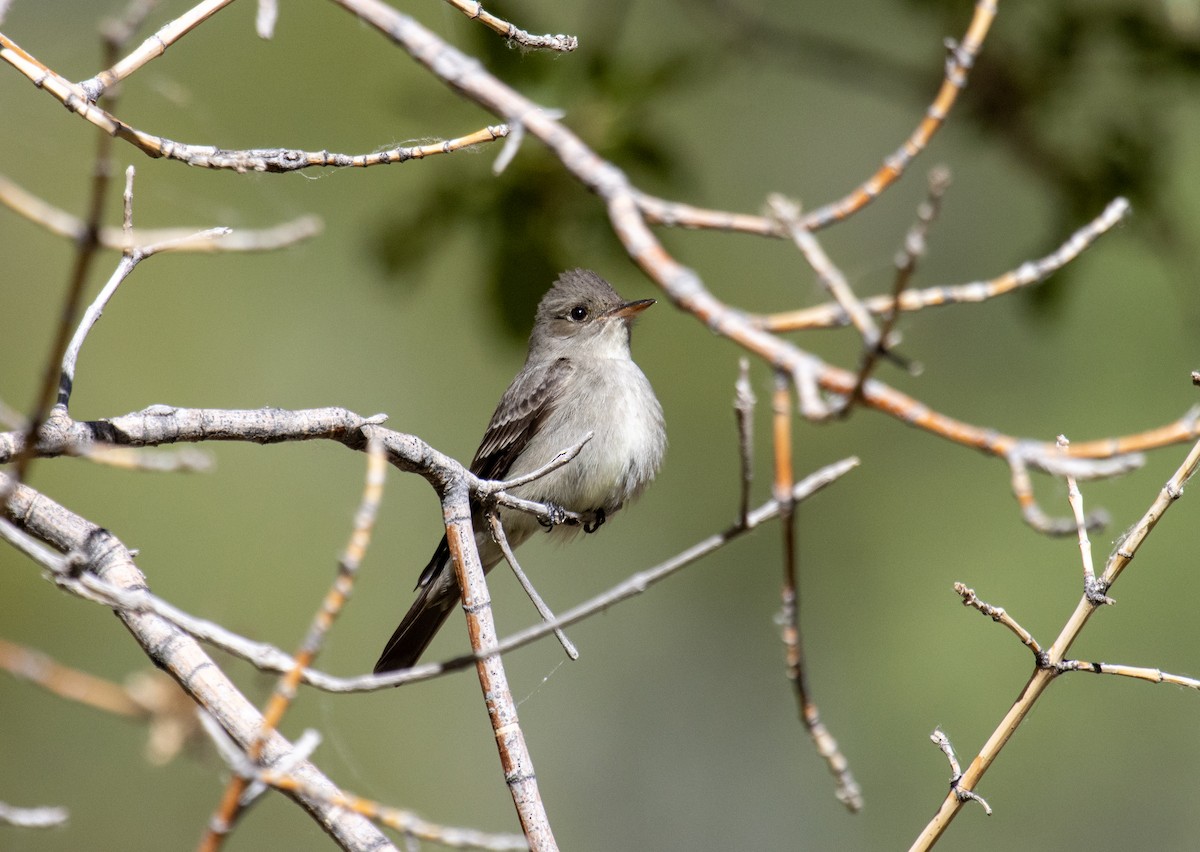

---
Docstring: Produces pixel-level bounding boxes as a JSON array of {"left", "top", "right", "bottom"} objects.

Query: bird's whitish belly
[{"left": 507, "top": 359, "right": 664, "bottom": 514}]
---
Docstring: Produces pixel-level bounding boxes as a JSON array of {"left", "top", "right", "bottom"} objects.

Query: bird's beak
[{"left": 606, "top": 298, "right": 656, "bottom": 320}]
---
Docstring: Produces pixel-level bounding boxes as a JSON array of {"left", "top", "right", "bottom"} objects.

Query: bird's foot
[
  {"left": 539, "top": 503, "right": 572, "bottom": 529},
  {"left": 583, "top": 508, "right": 606, "bottom": 534}
]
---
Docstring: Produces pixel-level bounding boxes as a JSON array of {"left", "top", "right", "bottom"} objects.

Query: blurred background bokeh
[{"left": 2, "top": 0, "right": 1199, "bottom": 849}]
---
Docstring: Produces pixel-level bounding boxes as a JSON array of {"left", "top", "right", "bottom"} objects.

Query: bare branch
[
  {"left": 441, "top": 0, "right": 577, "bottom": 52},
  {"left": 1058, "top": 435, "right": 1114, "bottom": 604},
  {"left": 633, "top": 1, "right": 997, "bottom": 235},
  {"left": 0, "top": 173, "right": 323, "bottom": 252},
  {"left": 953, "top": 583, "right": 1043, "bottom": 659},
  {"left": 56, "top": 169, "right": 230, "bottom": 410},
  {"left": 0, "top": 34, "right": 508, "bottom": 170},
  {"left": 1005, "top": 449, "right": 1112, "bottom": 536},
  {"left": 441, "top": 482, "right": 559, "bottom": 850},
  {"left": 760, "top": 196, "right": 1131, "bottom": 332},
  {"left": 772, "top": 373, "right": 862, "bottom": 812},
  {"left": 79, "top": 0, "right": 238, "bottom": 100},
  {"left": 734, "top": 358, "right": 755, "bottom": 527},
  {"left": 487, "top": 511, "right": 578, "bottom": 660},
  {"left": 1055, "top": 659, "right": 1200, "bottom": 690},
  {"left": 929, "top": 729, "right": 991, "bottom": 815},
  {"left": 912, "top": 431, "right": 1200, "bottom": 849},
  {"left": 1, "top": 478, "right": 397, "bottom": 850},
  {"left": 845, "top": 165, "right": 950, "bottom": 399},
  {"left": 769, "top": 194, "right": 882, "bottom": 352},
  {"left": 801, "top": 3, "right": 997, "bottom": 228}
]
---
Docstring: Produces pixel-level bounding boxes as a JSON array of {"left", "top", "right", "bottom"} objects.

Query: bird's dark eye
[{"left": 568, "top": 305, "right": 589, "bottom": 322}]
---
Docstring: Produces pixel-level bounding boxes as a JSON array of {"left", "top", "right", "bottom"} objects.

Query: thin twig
[
  {"left": 57, "top": 169, "right": 230, "bottom": 410},
  {"left": 26, "top": 44, "right": 508, "bottom": 168},
  {"left": 758, "top": 196, "right": 1131, "bottom": 332},
  {"left": 1005, "top": 450, "right": 1111, "bottom": 536},
  {"left": 0, "top": 173, "right": 323, "bottom": 252},
  {"left": 953, "top": 583, "right": 1042, "bottom": 658},
  {"left": 479, "top": 433, "right": 592, "bottom": 495},
  {"left": 773, "top": 372, "right": 862, "bottom": 811},
  {"left": 769, "top": 194, "right": 881, "bottom": 352},
  {"left": 929, "top": 729, "right": 991, "bottom": 815},
  {"left": 954, "top": 582, "right": 1200, "bottom": 689},
  {"left": 843, "top": 166, "right": 950, "bottom": 410},
  {"left": 79, "top": 0, "right": 237, "bottom": 100},
  {"left": 734, "top": 358, "right": 755, "bottom": 528},
  {"left": 441, "top": 0, "right": 577, "bottom": 52},
  {"left": 487, "top": 512, "right": 578, "bottom": 660},
  {"left": 800, "top": 1, "right": 997, "bottom": 229},
  {"left": 0, "top": 34, "right": 507, "bottom": 169},
  {"left": 1058, "top": 435, "right": 1113, "bottom": 604},
  {"left": 1055, "top": 659, "right": 1200, "bottom": 690},
  {"left": 632, "top": 1, "right": 996, "bottom": 236}
]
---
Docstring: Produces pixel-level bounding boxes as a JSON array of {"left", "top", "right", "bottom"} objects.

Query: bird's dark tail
[{"left": 374, "top": 537, "right": 457, "bottom": 674}]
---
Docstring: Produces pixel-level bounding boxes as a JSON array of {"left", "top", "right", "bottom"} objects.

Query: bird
[{"left": 374, "top": 269, "right": 666, "bottom": 673}]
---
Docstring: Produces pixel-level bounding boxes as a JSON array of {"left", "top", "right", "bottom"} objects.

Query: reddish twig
[
  {"left": 632, "top": 1, "right": 996, "bottom": 235},
  {"left": 772, "top": 373, "right": 862, "bottom": 811}
]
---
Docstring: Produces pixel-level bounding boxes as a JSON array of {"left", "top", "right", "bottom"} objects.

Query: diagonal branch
[
  {"left": 1, "top": 476, "right": 397, "bottom": 852},
  {"left": 78, "top": 0, "right": 237, "bottom": 100},
  {"left": 199, "top": 438, "right": 388, "bottom": 851},
  {"left": 0, "top": 32, "right": 509, "bottom": 171},
  {"left": 441, "top": 480, "right": 558, "bottom": 851},
  {"left": 911, "top": 426, "right": 1200, "bottom": 850}
]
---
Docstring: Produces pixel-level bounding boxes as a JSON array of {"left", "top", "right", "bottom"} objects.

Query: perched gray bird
[{"left": 374, "top": 269, "right": 667, "bottom": 672}]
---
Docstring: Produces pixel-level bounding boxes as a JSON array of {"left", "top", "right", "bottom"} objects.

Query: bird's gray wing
[
  {"left": 468, "top": 357, "right": 572, "bottom": 481},
  {"left": 410, "top": 358, "right": 571, "bottom": 592}
]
